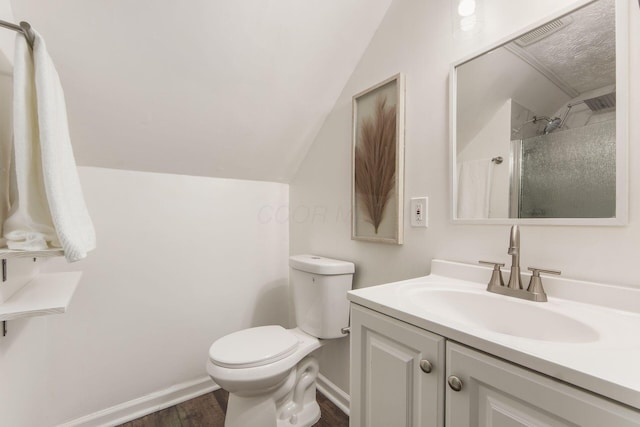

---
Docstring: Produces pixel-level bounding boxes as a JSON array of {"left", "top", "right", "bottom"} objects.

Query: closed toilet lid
[{"left": 209, "top": 325, "right": 299, "bottom": 368}]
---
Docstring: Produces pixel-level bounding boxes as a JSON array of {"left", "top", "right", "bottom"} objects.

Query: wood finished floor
[{"left": 117, "top": 388, "right": 349, "bottom": 427}]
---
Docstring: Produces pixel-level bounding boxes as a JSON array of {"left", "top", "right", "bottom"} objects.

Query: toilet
[{"left": 206, "top": 255, "right": 355, "bottom": 427}]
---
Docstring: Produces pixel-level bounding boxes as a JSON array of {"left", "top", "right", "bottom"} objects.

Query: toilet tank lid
[{"left": 289, "top": 255, "right": 355, "bottom": 275}]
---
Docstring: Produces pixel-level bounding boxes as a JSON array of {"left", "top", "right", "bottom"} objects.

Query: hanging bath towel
[
  {"left": 457, "top": 158, "right": 494, "bottom": 219},
  {"left": 3, "top": 29, "right": 95, "bottom": 262}
]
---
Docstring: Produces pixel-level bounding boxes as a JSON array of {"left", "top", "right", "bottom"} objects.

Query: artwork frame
[{"left": 351, "top": 73, "right": 405, "bottom": 244}]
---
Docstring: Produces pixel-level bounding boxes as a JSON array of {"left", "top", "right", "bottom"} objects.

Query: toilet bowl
[
  {"left": 206, "top": 255, "right": 355, "bottom": 427},
  {"left": 207, "top": 327, "right": 323, "bottom": 427}
]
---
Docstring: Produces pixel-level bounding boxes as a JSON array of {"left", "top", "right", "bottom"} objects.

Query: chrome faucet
[{"left": 479, "top": 225, "right": 561, "bottom": 302}]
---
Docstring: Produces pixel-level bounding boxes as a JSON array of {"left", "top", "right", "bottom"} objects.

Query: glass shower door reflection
[{"left": 511, "top": 121, "right": 616, "bottom": 219}]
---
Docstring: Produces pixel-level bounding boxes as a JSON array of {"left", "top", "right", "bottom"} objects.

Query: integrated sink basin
[{"left": 400, "top": 287, "right": 599, "bottom": 343}]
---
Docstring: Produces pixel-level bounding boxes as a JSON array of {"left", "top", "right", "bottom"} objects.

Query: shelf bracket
[{"left": 0, "top": 257, "right": 39, "bottom": 283}]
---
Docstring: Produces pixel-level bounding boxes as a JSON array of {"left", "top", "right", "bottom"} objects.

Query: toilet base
[
  {"left": 277, "top": 400, "right": 320, "bottom": 427},
  {"left": 223, "top": 356, "right": 321, "bottom": 427},
  {"left": 225, "top": 394, "right": 278, "bottom": 427},
  {"left": 224, "top": 395, "right": 320, "bottom": 427}
]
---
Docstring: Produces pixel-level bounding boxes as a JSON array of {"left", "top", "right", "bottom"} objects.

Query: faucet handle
[
  {"left": 528, "top": 267, "right": 561, "bottom": 276},
  {"left": 479, "top": 260, "right": 506, "bottom": 268},
  {"left": 526, "top": 267, "right": 561, "bottom": 302},
  {"left": 479, "top": 261, "right": 505, "bottom": 290}
]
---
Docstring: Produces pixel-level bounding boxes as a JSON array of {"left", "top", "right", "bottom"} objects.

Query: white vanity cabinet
[
  {"left": 446, "top": 342, "right": 640, "bottom": 427},
  {"left": 350, "top": 303, "right": 640, "bottom": 427},
  {"left": 350, "top": 304, "right": 446, "bottom": 427}
]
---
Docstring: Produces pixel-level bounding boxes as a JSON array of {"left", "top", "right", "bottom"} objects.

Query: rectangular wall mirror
[{"left": 450, "top": 0, "right": 629, "bottom": 225}]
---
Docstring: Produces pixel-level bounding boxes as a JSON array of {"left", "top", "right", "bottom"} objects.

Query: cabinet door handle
[
  {"left": 447, "top": 375, "right": 463, "bottom": 391},
  {"left": 419, "top": 359, "right": 433, "bottom": 373}
]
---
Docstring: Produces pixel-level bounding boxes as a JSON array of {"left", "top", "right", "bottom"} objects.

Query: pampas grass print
[{"left": 355, "top": 95, "right": 396, "bottom": 233}]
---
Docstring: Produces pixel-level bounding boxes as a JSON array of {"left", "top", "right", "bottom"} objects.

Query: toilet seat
[{"left": 209, "top": 325, "right": 299, "bottom": 369}]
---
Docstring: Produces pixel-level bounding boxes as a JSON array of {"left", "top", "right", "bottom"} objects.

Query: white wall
[
  {"left": 0, "top": 166, "right": 290, "bottom": 425},
  {"left": 290, "top": 0, "right": 640, "bottom": 394},
  {"left": 0, "top": 0, "right": 15, "bottom": 64},
  {"left": 0, "top": 291, "right": 48, "bottom": 427}
]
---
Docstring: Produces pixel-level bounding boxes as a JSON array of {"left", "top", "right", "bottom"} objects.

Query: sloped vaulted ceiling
[{"left": 9, "top": 0, "right": 394, "bottom": 182}]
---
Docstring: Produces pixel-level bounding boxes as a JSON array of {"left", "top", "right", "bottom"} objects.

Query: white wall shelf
[
  {"left": 0, "top": 248, "right": 65, "bottom": 259},
  {"left": 0, "top": 272, "right": 82, "bottom": 322},
  {"left": 0, "top": 248, "right": 65, "bottom": 283}
]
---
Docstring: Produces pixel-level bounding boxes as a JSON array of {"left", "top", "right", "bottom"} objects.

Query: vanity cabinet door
[
  {"left": 350, "top": 304, "right": 446, "bottom": 427},
  {"left": 445, "top": 342, "right": 640, "bottom": 427}
]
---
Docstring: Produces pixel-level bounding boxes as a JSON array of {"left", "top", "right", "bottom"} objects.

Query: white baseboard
[
  {"left": 316, "top": 373, "right": 350, "bottom": 416},
  {"left": 57, "top": 373, "right": 348, "bottom": 426},
  {"left": 56, "top": 376, "right": 218, "bottom": 427}
]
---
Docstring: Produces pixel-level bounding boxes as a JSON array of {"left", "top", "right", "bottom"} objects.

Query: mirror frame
[{"left": 449, "top": 0, "right": 629, "bottom": 226}]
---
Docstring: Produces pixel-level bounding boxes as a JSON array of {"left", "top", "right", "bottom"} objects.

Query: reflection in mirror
[{"left": 452, "top": 0, "right": 626, "bottom": 224}]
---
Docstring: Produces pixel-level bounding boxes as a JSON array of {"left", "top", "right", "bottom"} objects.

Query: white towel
[
  {"left": 3, "top": 30, "right": 95, "bottom": 262},
  {"left": 3, "top": 33, "right": 58, "bottom": 251},
  {"left": 457, "top": 159, "right": 494, "bottom": 219}
]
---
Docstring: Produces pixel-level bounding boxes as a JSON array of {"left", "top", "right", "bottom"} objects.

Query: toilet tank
[{"left": 289, "top": 255, "right": 355, "bottom": 339}]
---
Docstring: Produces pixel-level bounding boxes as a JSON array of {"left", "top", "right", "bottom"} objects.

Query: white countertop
[{"left": 348, "top": 259, "right": 640, "bottom": 410}]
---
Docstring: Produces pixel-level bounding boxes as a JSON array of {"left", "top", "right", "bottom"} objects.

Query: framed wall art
[{"left": 351, "top": 73, "right": 405, "bottom": 244}]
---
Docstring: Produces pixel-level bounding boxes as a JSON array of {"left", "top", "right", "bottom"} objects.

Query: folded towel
[
  {"left": 3, "top": 30, "right": 95, "bottom": 261},
  {"left": 457, "top": 158, "right": 494, "bottom": 219}
]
